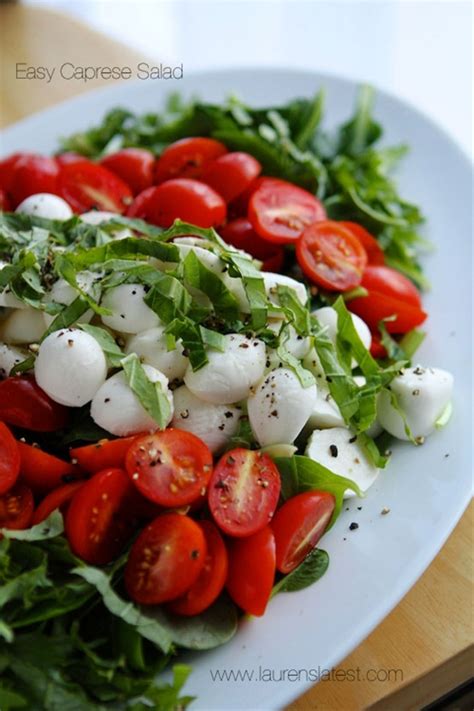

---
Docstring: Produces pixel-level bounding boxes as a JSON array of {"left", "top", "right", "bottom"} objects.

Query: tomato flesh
[
  {"left": 70, "top": 436, "right": 137, "bottom": 474},
  {"left": 202, "top": 152, "right": 261, "bottom": 203},
  {"left": 0, "top": 483, "right": 34, "bottom": 530},
  {"left": 155, "top": 137, "right": 227, "bottom": 183},
  {"left": 18, "top": 441, "right": 78, "bottom": 494},
  {"left": 100, "top": 148, "right": 155, "bottom": 195},
  {"left": 32, "top": 481, "right": 84, "bottom": 525},
  {"left": 220, "top": 218, "right": 284, "bottom": 272},
  {"left": 0, "top": 422, "right": 20, "bottom": 495},
  {"left": 10, "top": 154, "right": 59, "bottom": 206},
  {"left": 59, "top": 162, "right": 133, "bottom": 213},
  {"left": 226, "top": 525, "right": 276, "bottom": 616},
  {"left": 0, "top": 376, "right": 69, "bottom": 432},
  {"left": 340, "top": 222, "right": 385, "bottom": 265}
]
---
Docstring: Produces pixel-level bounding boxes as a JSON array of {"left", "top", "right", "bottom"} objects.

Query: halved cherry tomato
[
  {"left": 55, "top": 152, "right": 93, "bottom": 167},
  {"left": 125, "top": 512, "right": 207, "bottom": 605},
  {"left": 32, "top": 481, "right": 84, "bottom": 525},
  {"left": 100, "top": 148, "right": 155, "bottom": 195},
  {"left": 126, "top": 186, "right": 156, "bottom": 219},
  {"left": 155, "top": 137, "right": 227, "bottom": 183},
  {"left": 201, "top": 152, "right": 261, "bottom": 203},
  {"left": 0, "top": 483, "right": 34, "bottom": 530},
  {"left": 65, "top": 468, "right": 139, "bottom": 565},
  {"left": 0, "top": 422, "right": 20, "bottom": 495},
  {"left": 125, "top": 429, "right": 213, "bottom": 507},
  {"left": 349, "top": 291, "right": 427, "bottom": 334},
  {"left": 18, "top": 441, "right": 77, "bottom": 494},
  {"left": 59, "top": 162, "right": 133, "bottom": 214},
  {"left": 370, "top": 334, "right": 388, "bottom": 359},
  {"left": 0, "top": 189, "right": 12, "bottom": 211},
  {"left": 248, "top": 178, "right": 326, "bottom": 244},
  {"left": 226, "top": 525, "right": 275, "bottom": 616},
  {"left": 208, "top": 448, "right": 281, "bottom": 538},
  {"left": 10, "top": 155, "right": 59, "bottom": 206},
  {"left": 168, "top": 520, "right": 228, "bottom": 616},
  {"left": 361, "top": 265, "right": 422, "bottom": 307},
  {"left": 271, "top": 491, "right": 335, "bottom": 574},
  {"left": 70, "top": 436, "right": 137, "bottom": 474},
  {"left": 220, "top": 218, "right": 284, "bottom": 272},
  {"left": 296, "top": 220, "right": 368, "bottom": 292},
  {"left": 0, "top": 376, "right": 69, "bottom": 432},
  {"left": 340, "top": 222, "right": 385, "bottom": 265},
  {"left": 0, "top": 153, "right": 31, "bottom": 193}
]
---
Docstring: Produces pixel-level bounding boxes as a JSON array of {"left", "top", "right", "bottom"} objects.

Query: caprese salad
[{"left": 0, "top": 86, "right": 453, "bottom": 710}]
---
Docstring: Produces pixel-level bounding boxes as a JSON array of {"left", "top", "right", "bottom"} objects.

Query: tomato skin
[
  {"left": 70, "top": 436, "right": 137, "bottom": 474},
  {"left": 296, "top": 220, "right": 368, "bottom": 292},
  {"left": 248, "top": 178, "right": 326, "bottom": 244},
  {"left": 0, "top": 483, "right": 34, "bottom": 530},
  {"left": 271, "top": 491, "right": 335, "bottom": 574},
  {"left": 168, "top": 520, "right": 228, "bottom": 616},
  {"left": 133, "top": 179, "right": 226, "bottom": 228},
  {"left": 55, "top": 152, "right": 92, "bottom": 167},
  {"left": 220, "top": 218, "right": 284, "bottom": 272},
  {"left": 18, "top": 441, "right": 77, "bottom": 495},
  {"left": 125, "top": 513, "right": 207, "bottom": 605},
  {"left": 208, "top": 449, "right": 281, "bottom": 538},
  {"left": 126, "top": 186, "right": 156, "bottom": 219},
  {"left": 0, "top": 189, "right": 12, "bottom": 212},
  {"left": 348, "top": 291, "right": 427, "bottom": 334},
  {"left": 0, "top": 376, "right": 70, "bottom": 432},
  {"left": 100, "top": 148, "right": 155, "bottom": 195},
  {"left": 201, "top": 152, "right": 261, "bottom": 203},
  {"left": 370, "top": 334, "right": 388, "bottom": 359},
  {"left": 32, "top": 481, "right": 84, "bottom": 525},
  {"left": 66, "top": 468, "right": 139, "bottom": 565},
  {"left": 361, "top": 265, "right": 422, "bottom": 307},
  {"left": 0, "top": 153, "right": 31, "bottom": 193},
  {"left": 340, "top": 222, "right": 385, "bottom": 266},
  {"left": 226, "top": 525, "right": 275, "bottom": 616},
  {"left": 10, "top": 155, "right": 59, "bottom": 207},
  {"left": 0, "top": 422, "right": 21, "bottom": 495},
  {"left": 155, "top": 137, "right": 228, "bottom": 183},
  {"left": 126, "top": 429, "right": 213, "bottom": 508},
  {"left": 59, "top": 162, "right": 133, "bottom": 214}
]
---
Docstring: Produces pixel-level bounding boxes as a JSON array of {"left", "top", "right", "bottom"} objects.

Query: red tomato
[
  {"left": 70, "top": 436, "right": 137, "bottom": 474},
  {"left": 226, "top": 525, "right": 275, "bottom": 616},
  {"left": 125, "top": 429, "right": 213, "bottom": 508},
  {"left": 349, "top": 292, "right": 427, "bottom": 334},
  {"left": 0, "top": 483, "right": 34, "bottom": 530},
  {"left": 18, "top": 441, "right": 77, "bottom": 494},
  {"left": 168, "top": 520, "right": 228, "bottom": 616},
  {"left": 32, "top": 481, "right": 84, "bottom": 525},
  {"left": 126, "top": 186, "right": 156, "bottom": 219},
  {"left": 228, "top": 177, "right": 265, "bottom": 218},
  {"left": 65, "top": 468, "right": 139, "bottom": 565},
  {"left": 340, "top": 222, "right": 385, "bottom": 265},
  {"left": 296, "top": 220, "right": 368, "bottom": 292},
  {"left": 0, "top": 422, "right": 20, "bottom": 495},
  {"left": 361, "top": 265, "right": 422, "bottom": 307},
  {"left": 55, "top": 152, "right": 93, "bottom": 167},
  {"left": 10, "top": 155, "right": 59, "bottom": 206},
  {"left": 370, "top": 334, "right": 388, "bottom": 359},
  {"left": 59, "top": 162, "right": 133, "bottom": 214},
  {"left": 271, "top": 491, "right": 335, "bottom": 574},
  {"left": 0, "top": 189, "right": 12, "bottom": 211},
  {"left": 125, "top": 512, "right": 207, "bottom": 605},
  {"left": 155, "top": 137, "right": 227, "bottom": 183},
  {"left": 0, "top": 153, "right": 32, "bottom": 193},
  {"left": 248, "top": 178, "right": 326, "bottom": 244},
  {"left": 220, "top": 218, "right": 284, "bottom": 272},
  {"left": 201, "top": 152, "right": 261, "bottom": 203},
  {"left": 100, "top": 148, "right": 155, "bottom": 195},
  {"left": 0, "top": 376, "right": 69, "bottom": 432},
  {"left": 208, "top": 449, "right": 281, "bottom": 538}
]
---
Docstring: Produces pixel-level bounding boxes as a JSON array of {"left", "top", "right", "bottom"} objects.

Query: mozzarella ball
[
  {"left": 306, "top": 427, "right": 379, "bottom": 497},
  {"left": 267, "top": 320, "right": 311, "bottom": 359},
  {"left": 248, "top": 367, "right": 317, "bottom": 447},
  {"left": 44, "top": 271, "right": 97, "bottom": 327},
  {"left": 91, "top": 365, "right": 173, "bottom": 437},
  {"left": 377, "top": 366, "right": 453, "bottom": 441},
  {"left": 305, "top": 382, "right": 346, "bottom": 430},
  {"left": 172, "top": 385, "right": 240, "bottom": 453},
  {"left": 263, "top": 272, "right": 308, "bottom": 316},
  {"left": 0, "top": 262, "right": 30, "bottom": 309},
  {"left": 0, "top": 343, "right": 28, "bottom": 378},
  {"left": 1, "top": 308, "right": 47, "bottom": 344},
  {"left": 15, "top": 193, "right": 73, "bottom": 220},
  {"left": 125, "top": 327, "right": 188, "bottom": 381},
  {"left": 100, "top": 284, "right": 160, "bottom": 334},
  {"left": 184, "top": 333, "right": 266, "bottom": 405},
  {"left": 35, "top": 328, "right": 107, "bottom": 407},
  {"left": 313, "top": 306, "right": 371, "bottom": 355},
  {"left": 80, "top": 210, "right": 132, "bottom": 240}
]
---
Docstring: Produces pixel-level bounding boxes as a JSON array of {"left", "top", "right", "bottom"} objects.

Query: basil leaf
[
  {"left": 182, "top": 250, "right": 240, "bottom": 320},
  {"left": 40, "top": 297, "right": 91, "bottom": 341},
  {"left": 272, "top": 548, "right": 329, "bottom": 596},
  {"left": 120, "top": 353, "right": 171, "bottom": 429},
  {"left": 78, "top": 323, "right": 124, "bottom": 368}
]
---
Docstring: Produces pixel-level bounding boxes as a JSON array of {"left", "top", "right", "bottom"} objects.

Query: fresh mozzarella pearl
[
  {"left": 172, "top": 385, "right": 240, "bottom": 453},
  {"left": 0, "top": 262, "right": 28, "bottom": 309},
  {"left": 306, "top": 427, "right": 379, "bottom": 497},
  {"left": 15, "top": 193, "right": 73, "bottom": 220},
  {"left": 100, "top": 284, "right": 160, "bottom": 335},
  {"left": 313, "top": 306, "right": 371, "bottom": 354},
  {"left": 1, "top": 308, "right": 47, "bottom": 344},
  {"left": 305, "top": 381, "right": 346, "bottom": 430},
  {"left": 43, "top": 271, "right": 97, "bottom": 327},
  {"left": 125, "top": 327, "right": 188, "bottom": 381},
  {"left": 184, "top": 333, "right": 266, "bottom": 404},
  {"left": 90, "top": 365, "right": 173, "bottom": 436},
  {"left": 35, "top": 328, "right": 107, "bottom": 407},
  {"left": 377, "top": 366, "right": 454, "bottom": 441},
  {"left": 0, "top": 343, "right": 28, "bottom": 378},
  {"left": 266, "top": 320, "right": 311, "bottom": 359},
  {"left": 248, "top": 367, "right": 317, "bottom": 447},
  {"left": 353, "top": 375, "right": 383, "bottom": 438},
  {"left": 80, "top": 210, "right": 132, "bottom": 239},
  {"left": 263, "top": 272, "right": 308, "bottom": 314}
]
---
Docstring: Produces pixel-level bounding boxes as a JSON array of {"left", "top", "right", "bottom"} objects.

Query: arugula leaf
[
  {"left": 121, "top": 353, "right": 171, "bottom": 429},
  {"left": 1, "top": 511, "right": 64, "bottom": 541},
  {"left": 272, "top": 548, "right": 329, "bottom": 596},
  {"left": 78, "top": 323, "right": 124, "bottom": 368}
]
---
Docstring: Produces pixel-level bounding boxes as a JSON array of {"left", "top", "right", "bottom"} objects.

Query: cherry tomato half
[
  {"left": 361, "top": 265, "right": 422, "bottom": 307},
  {"left": 296, "top": 220, "right": 368, "bottom": 292},
  {"left": 0, "top": 376, "right": 70, "bottom": 432},
  {"left": 125, "top": 513, "right": 207, "bottom": 605},
  {"left": 126, "top": 186, "right": 156, "bottom": 219},
  {"left": 100, "top": 148, "right": 155, "bottom": 195},
  {"left": 340, "top": 222, "right": 385, "bottom": 266},
  {"left": 226, "top": 525, "right": 276, "bottom": 616},
  {"left": 202, "top": 152, "right": 261, "bottom": 203},
  {"left": 32, "top": 481, "right": 85, "bottom": 525},
  {"left": 0, "top": 422, "right": 20, "bottom": 495},
  {"left": 208, "top": 448, "right": 281, "bottom": 538},
  {"left": 220, "top": 218, "right": 284, "bottom": 272},
  {"left": 0, "top": 189, "right": 12, "bottom": 212},
  {"left": 70, "top": 436, "right": 137, "bottom": 474},
  {"left": 65, "top": 468, "right": 139, "bottom": 565},
  {"left": 10, "top": 155, "right": 59, "bottom": 207},
  {"left": 168, "top": 520, "right": 228, "bottom": 616},
  {"left": 126, "top": 429, "right": 213, "bottom": 508},
  {"left": 248, "top": 178, "right": 326, "bottom": 245},
  {"left": 0, "top": 483, "right": 34, "bottom": 531},
  {"left": 18, "top": 441, "right": 77, "bottom": 495},
  {"left": 155, "top": 137, "right": 227, "bottom": 183},
  {"left": 370, "top": 334, "right": 388, "bottom": 359},
  {"left": 59, "top": 162, "right": 133, "bottom": 214},
  {"left": 271, "top": 491, "right": 335, "bottom": 574},
  {"left": 348, "top": 292, "right": 427, "bottom": 334}
]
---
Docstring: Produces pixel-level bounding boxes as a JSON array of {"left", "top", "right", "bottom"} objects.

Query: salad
[{"left": 0, "top": 86, "right": 454, "bottom": 710}]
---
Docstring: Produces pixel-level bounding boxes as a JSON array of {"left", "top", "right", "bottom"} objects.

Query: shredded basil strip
[{"left": 120, "top": 353, "right": 171, "bottom": 429}]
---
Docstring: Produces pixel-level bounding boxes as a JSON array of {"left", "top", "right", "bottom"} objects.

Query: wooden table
[{"left": 1, "top": 6, "right": 472, "bottom": 709}]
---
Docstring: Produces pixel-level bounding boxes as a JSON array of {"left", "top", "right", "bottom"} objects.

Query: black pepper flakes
[
  {"left": 349, "top": 522, "right": 359, "bottom": 531},
  {"left": 329, "top": 444, "right": 338, "bottom": 458}
]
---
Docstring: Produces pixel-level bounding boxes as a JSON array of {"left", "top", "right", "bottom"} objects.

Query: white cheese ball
[
  {"left": 100, "top": 284, "right": 160, "bottom": 335},
  {"left": 248, "top": 367, "right": 317, "bottom": 447},
  {"left": 35, "top": 328, "right": 107, "bottom": 407},
  {"left": 80, "top": 210, "right": 132, "bottom": 240},
  {"left": 184, "top": 333, "right": 266, "bottom": 405},
  {"left": 125, "top": 327, "right": 188, "bottom": 381},
  {"left": 90, "top": 365, "right": 173, "bottom": 437},
  {"left": 306, "top": 427, "right": 379, "bottom": 498},
  {"left": 377, "top": 366, "right": 453, "bottom": 441},
  {"left": 266, "top": 320, "right": 311, "bottom": 359},
  {"left": 263, "top": 272, "right": 308, "bottom": 316},
  {"left": 0, "top": 343, "right": 28, "bottom": 378},
  {"left": 44, "top": 271, "right": 97, "bottom": 327},
  {"left": 305, "top": 382, "right": 346, "bottom": 430},
  {"left": 172, "top": 385, "right": 241, "bottom": 453},
  {"left": 313, "top": 306, "right": 371, "bottom": 355},
  {"left": 1, "top": 308, "right": 47, "bottom": 344},
  {"left": 15, "top": 193, "right": 73, "bottom": 220}
]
